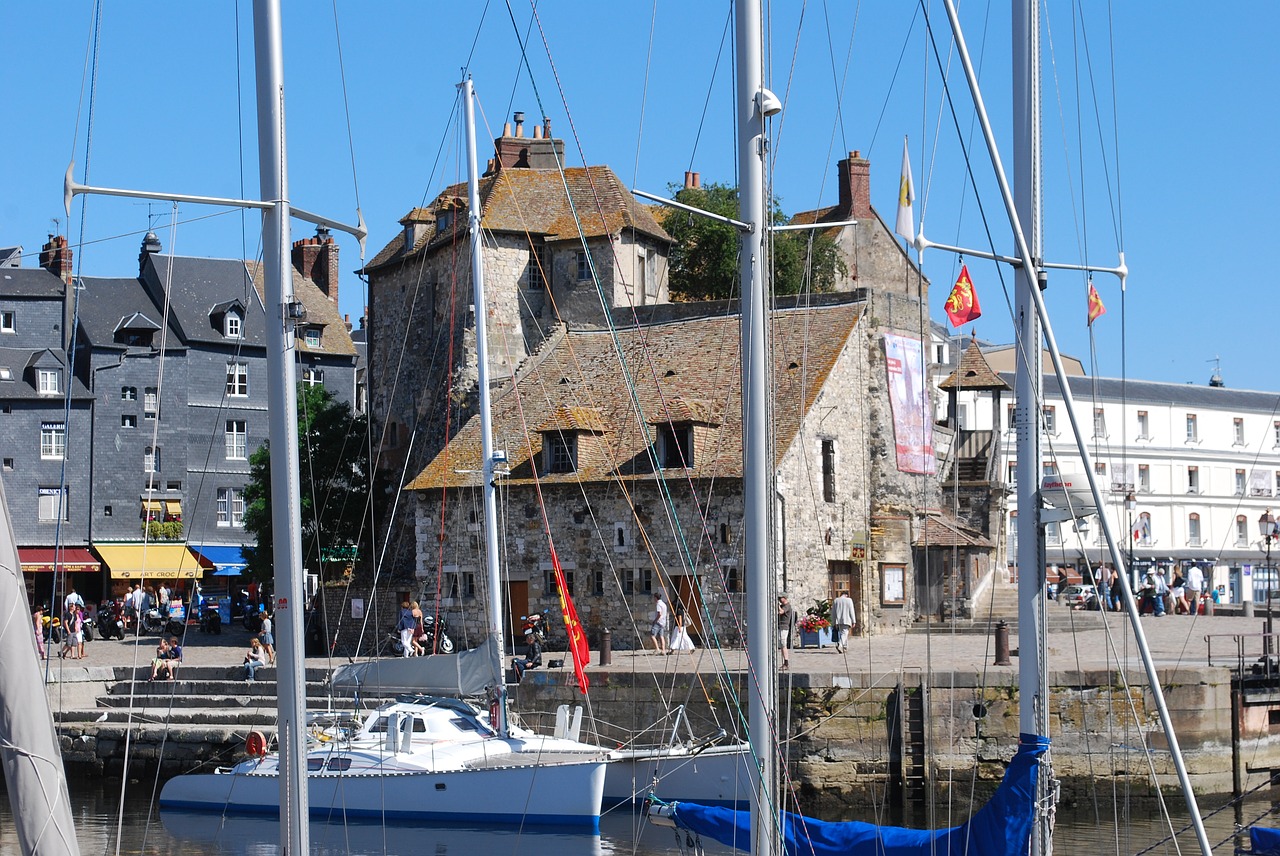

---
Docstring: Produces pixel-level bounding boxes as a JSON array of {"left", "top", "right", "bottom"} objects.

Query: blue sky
[{"left": 3, "top": 2, "right": 1276, "bottom": 392}]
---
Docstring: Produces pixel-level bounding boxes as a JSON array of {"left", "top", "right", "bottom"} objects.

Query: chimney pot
[
  {"left": 693, "top": 172, "right": 701, "bottom": 188},
  {"left": 513, "top": 111, "right": 525, "bottom": 137},
  {"left": 543, "top": 116, "right": 551, "bottom": 137},
  {"left": 533, "top": 124, "right": 543, "bottom": 140}
]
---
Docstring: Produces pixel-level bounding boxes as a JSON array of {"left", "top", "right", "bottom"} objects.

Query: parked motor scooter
[
  {"left": 243, "top": 600, "right": 266, "bottom": 633},
  {"left": 96, "top": 600, "right": 126, "bottom": 640},
  {"left": 200, "top": 598, "right": 222, "bottom": 634}
]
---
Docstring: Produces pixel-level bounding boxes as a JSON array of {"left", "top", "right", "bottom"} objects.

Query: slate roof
[
  {"left": 0, "top": 347, "right": 92, "bottom": 400},
  {"left": 145, "top": 256, "right": 265, "bottom": 348},
  {"left": 406, "top": 300, "right": 864, "bottom": 490},
  {"left": 914, "top": 512, "right": 993, "bottom": 548},
  {"left": 0, "top": 266, "right": 66, "bottom": 298},
  {"left": 75, "top": 276, "right": 186, "bottom": 351},
  {"left": 938, "top": 340, "right": 1010, "bottom": 391},
  {"left": 1000, "top": 372, "right": 1280, "bottom": 411},
  {"left": 367, "top": 165, "right": 671, "bottom": 271}
]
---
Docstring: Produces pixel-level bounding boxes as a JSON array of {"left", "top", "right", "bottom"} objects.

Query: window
[
  {"left": 0, "top": 311, "right": 13, "bottom": 332},
  {"left": 1094, "top": 461, "right": 1107, "bottom": 478},
  {"left": 1236, "top": 469, "right": 1247, "bottom": 496},
  {"left": 2, "top": 458, "right": 11, "bottom": 470},
  {"left": 821, "top": 439, "right": 836, "bottom": 503},
  {"left": 445, "top": 570, "right": 476, "bottom": 599},
  {"left": 37, "top": 369, "right": 59, "bottom": 395},
  {"left": 121, "top": 414, "right": 137, "bottom": 428},
  {"left": 1007, "top": 462, "right": 1017, "bottom": 486},
  {"left": 723, "top": 561, "right": 740, "bottom": 594},
  {"left": 37, "top": 486, "right": 68, "bottom": 522},
  {"left": 301, "top": 367, "right": 324, "bottom": 387},
  {"left": 1042, "top": 461, "right": 1059, "bottom": 479},
  {"left": 1137, "top": 410, "right": 1150, "bottom": 439},
  {"left": 1187, "top": 513, "right": 1202, "bottom": 547},
  {"left": 226, "top": 364, "right": 248, "bottom": 397},
  {"left": 144, "top": 446, "right": 161, "bottom": 473},
  {"left": 121, "top": 386, "right": 137, "bottom": 401},
  {"left": 1008, "top": 511, "right": 1018, "bottom": 553},
  {"left": 1187, "top": 466, "right": 1199, "bottom": 494},
  {"left": 592, "top": 569, "right": 605, "bottom": 596},
  {"left": 1006, "top": 403, "right": 1016, "bottom": 433},
  {"left": 1042, "top": 405, "right": 1056, "bottom": 435},
  {"left": 225, "top": 420, "right": 247, "bottom": 460},
  {"left": 1235, "top": 418, "right": 1246, "bottom": 446},
  {"left": 216, "top": 487, "right": 245, "bottom": 527},
  {"left": 576, "top": 250, "right": 591, "bottom": 281},
  {"left": 1093, "top": 408, "right": 1106, "bottom": 438},
  {"left": 527, "top": 246, "right": 548, "bottom": 290},
  {"left": 0, "top": 367, "right": 9, "bottom": 380},
  {"left": 1237, "top": 516, "right": 1250, "bottom": 547},
  {"left": 1139, "top": 464, "right": 1151, "bottom": 492},
  {"left": 304, "top": 327, "right": 321, "bottom": 347},
  {"left": 224, "top": 311, "right": 242, "bottom": 339},
  {"left": 1045, "top": 521, "right": 1062, "bottom": 546},
  {"left": 545, "top": 432, "right": 576, "bottom": 473},
  {"left": 546, "top": 564, "right": 577, "bottom": 595},
  {"left": 658, "top": 424, "right": 693, "bottom": 469},
  {"left": 1275, "top": 421, "right": 1280, "bottom": 447},
  {"left": 40, "top": 422, "right": 65, "bottom": 459},
  {"left": 1186, "top": 414, "right": 1198, "bottom": 442},
  {"left": 144, "top": 387, "right": 158, "bottom": 418}
]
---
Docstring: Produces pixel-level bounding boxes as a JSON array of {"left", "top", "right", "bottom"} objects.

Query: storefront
[
  {"left": 93, "top": 543, "right": 206, "bottom": 606},
  {"left": 19, "top": 547, "right": 102, "bottom": 611},
  {"left": 190, "top": 544, "right": 248, "bottom": 623}
]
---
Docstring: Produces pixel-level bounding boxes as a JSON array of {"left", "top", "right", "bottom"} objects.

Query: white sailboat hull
[
  {"left": 604, "top": 742, "right": 754, "bottom": 808},
  {"left": 160, "top": 756, "right": 606, "bottom": 827}
]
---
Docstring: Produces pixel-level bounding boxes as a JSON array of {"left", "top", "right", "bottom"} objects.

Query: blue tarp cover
[
  {"left": 191, "top": 545, "right": 247, "bottom": 573},
  {"left": 1251, "top": 827, "right": 1280, "bottom": 855},
  {"left": 669, "top": 733, "right": 1049, "bottom": 856}
]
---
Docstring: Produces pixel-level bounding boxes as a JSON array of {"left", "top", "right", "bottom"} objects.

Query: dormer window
[
  {"left": 304, "top": 327, "right": 321, "bottom": 347},
  {"left": 37, "top": 369, "right": 59, "bottom": 395},
  {"left": 658, "top": 423, "right": 693, "bottom": 469},
  {"left": 544, "top": 433, "right": 577, "bottom": 473},
  {"left": 224, "top": 311, "right": 242, "bottom": 338},
  {"left": 114, "top": 311, "right": 161, "bottom": 348}
]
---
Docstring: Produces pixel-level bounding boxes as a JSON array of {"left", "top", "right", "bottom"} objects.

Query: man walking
[
  {"left": 777, "top": 593, "right": 796, "bottom": 670},
  {"left": 830, "top": 589, "right": 856, "bottom": 653},
  {"left": 1185, "top": 564, "right": 1204, "bottom": 617},
  {"left": 650, "top": 592, "right": 669, "bottom": 653}
]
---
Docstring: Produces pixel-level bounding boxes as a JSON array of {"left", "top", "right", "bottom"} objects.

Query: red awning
[{"left": 19, "top": 548, "right": 101, "bottom": 574}]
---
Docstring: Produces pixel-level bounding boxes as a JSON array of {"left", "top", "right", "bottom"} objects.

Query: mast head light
[{"left": 756, "top": 88, "right": 782, "bottom": 118}]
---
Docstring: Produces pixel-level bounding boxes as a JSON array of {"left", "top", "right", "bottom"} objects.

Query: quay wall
[{"left": 52, "top": 664, "right": 1280, "bottom": 807}]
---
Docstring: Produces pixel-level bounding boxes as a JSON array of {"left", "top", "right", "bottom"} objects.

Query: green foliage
[
  {"left": 242, "top": 385, "right": 375, "bottom": 582},
  {"left": 806, "top": 597, "right": 832, "bottom": 621},
  {"left": 661, "top": 181, "right": 845, "bottom": 301},
  {"left": 143, "top": 520, "right": 183, "bottom": 541}
]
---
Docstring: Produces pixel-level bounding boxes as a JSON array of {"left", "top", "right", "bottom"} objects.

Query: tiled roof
[
  {"left": 246, "top": 263, "right": 357, "bottom": 358},
  {"left": 648, "top": 397, "right": 719, "bottom": 426},
  {"left": 367, "top": 164, "right": 670, "bottom": 271},
  {"left": 938, "top": 340, "right": 1010, "bottom": 390},
  {"left": 406, "top": 300, "right": 863, "bottom": 490},
  {"left": 537, "top": 405, "right": 607, "bottom": 434},
  {"left": 914, "top": 512, "right": 993, "bottom": 548}
]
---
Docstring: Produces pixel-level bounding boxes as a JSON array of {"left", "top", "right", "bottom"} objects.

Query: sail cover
[
  {"left": 1251, "top": 827, "right": 1280, "bottom": 855},
  {"left": 330, "top": 637, "right": 499, "bottom": 698},
  {"left": 666, "top": 733, "right": 1048, "bottom": 856}
]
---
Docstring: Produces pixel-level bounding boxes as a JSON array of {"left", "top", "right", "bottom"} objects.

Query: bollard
[
  {"left": 599, "top": 627, "right": 612, "bottom": 666},
  {"left": 1246, "top": 600, "right": 1255, "bottom": 619},
  {"left": 993, "top": 620, "right": 1011, "bottom": 666}
]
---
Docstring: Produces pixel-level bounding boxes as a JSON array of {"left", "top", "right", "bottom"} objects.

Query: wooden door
[
  {"left": 505, "top": 580, "right": 529, "bottom": 654},
  {"left": 675, "top": 575, "right": 706, "bottom": 643}
]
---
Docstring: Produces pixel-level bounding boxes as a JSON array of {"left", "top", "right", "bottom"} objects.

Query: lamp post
[
  {"left": 1125, "top": 492, "right": 1137, "bottom": 611},
  {"left": 1259, "top": 509, "right": 1277, "bottom": 655}
]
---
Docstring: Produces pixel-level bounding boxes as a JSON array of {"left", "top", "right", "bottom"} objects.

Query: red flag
[
  {"left": 551, "top": 547, "right": 590, "bottom": 693},
  {"left": 1087, "top": 281, "right": 1107, "bottom": 326},
  {"left": 944, "top": 264, "right": 982, "bottom": 327}
]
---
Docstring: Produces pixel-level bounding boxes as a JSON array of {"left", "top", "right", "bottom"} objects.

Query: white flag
[{"left": 895, "top": 137, "right": 915, "bottom": 243}]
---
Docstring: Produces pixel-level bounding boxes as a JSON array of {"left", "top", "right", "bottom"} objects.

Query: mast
[
  {"left": 460, "top": 78, "right": 509, "bottom": 738},
  {"left": 1010, "top": 3, "right": 1051, "bottom": 855},
  {"left": 735, "top": 2, "right": 782, "bottom": 854},
  {"left": 252, "top": 1, "right": 309, "bottom": 849},
  {"left": 0, "top": 473, "right": 79, "bottom": 856}
]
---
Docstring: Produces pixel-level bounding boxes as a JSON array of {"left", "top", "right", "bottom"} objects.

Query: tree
[
  {"left": 661, "top": 181, "right": 845, "bottom": 302},
  {"left": 243, "top": 385, "right": 374, "bottom": 582}
]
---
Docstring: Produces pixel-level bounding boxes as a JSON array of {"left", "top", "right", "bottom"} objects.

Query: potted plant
[{"left": 798, "top": 599, "right": 833, "bottom": 648}]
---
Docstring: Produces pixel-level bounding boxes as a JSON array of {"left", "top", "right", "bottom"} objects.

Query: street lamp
[
  {"left": 1125, "top": 492, "right": 1137, "bottom": 599},
  {"left": 1259, "top": 509, "right": 1278, "bottom": 652}
]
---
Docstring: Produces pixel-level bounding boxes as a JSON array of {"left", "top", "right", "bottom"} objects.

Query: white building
[{"left": 951, "top": 355, "right": 1280, "bottom": 603}]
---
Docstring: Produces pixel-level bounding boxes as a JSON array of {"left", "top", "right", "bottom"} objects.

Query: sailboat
[
  {"left": 649, "top": 2, "right": 1213, "bottom": 856},
  {"left": 155, "top": 74, "right": 608, "bottom": 828}
]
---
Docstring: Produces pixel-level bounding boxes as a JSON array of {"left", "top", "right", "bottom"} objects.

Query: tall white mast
[
  {"left": 735, "top": 2, "right": 782, "bottom": 854},
  {"left": 252, "top": 1, "right": 309, "bottom": 849},
  {"left": 460, "top": 78, "right": 509, "bottom": 738}
]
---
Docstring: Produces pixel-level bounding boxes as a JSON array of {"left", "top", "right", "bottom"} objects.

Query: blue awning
[{"left": 191, "top": 545, "right": 248, "bottom": 574}]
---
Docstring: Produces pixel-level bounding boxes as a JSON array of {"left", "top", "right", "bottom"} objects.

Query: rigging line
[
  {"left": 764, "top": 0, "right": 807, "bottom": 171},
  {"left": 629, "top": 0, "right": 658, "bottom": 188},
  {"left": 235, "top": 0, "right": 250, "bottom": 265},
  {"left": 327, "top": 0, "right": 365, "bottom": 241},
  {"left": 1043, "top": 5, "right": 1093, "bottom": 281},
  {"left": 686, "top": 6, "right": 734, "bottom": 173},
  {"left": 1075, "top": 0, "right": 1124, "bottom": 251},
  {"left": 1105, "top": 1, "right": 1125, "bottom": 251}
]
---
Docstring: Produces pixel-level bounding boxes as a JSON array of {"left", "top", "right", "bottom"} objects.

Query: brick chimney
[
  {"left": 292, "top": 225, "right": 339, "bottom": 304},
  {"left": 492, "top": 110, "right": 566, "bottom": 173},
  {"left": 39, "top": 235, "right": 73, "bottom": 285},
  {"left": 837, "top": 151, "right": 872, "bottom": 219}
]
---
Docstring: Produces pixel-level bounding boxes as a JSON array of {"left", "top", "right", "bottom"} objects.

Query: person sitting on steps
[{"left": 244, "top": 637, "right": 267, "bottom": 682}]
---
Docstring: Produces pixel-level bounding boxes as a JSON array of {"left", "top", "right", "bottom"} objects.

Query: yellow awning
[
  {"left": 164, "top": 499, "right": 182, "bottom": 516},
  {"left": 94, "top": 544, "right": 205, "bottom": 579},
  {"left": 141, "top": 499, "right": 163, "bottom": 513}
]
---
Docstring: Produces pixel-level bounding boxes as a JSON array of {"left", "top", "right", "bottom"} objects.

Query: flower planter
[{"left": 798, "top": 627, "right": 832, "bottom": 648}]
